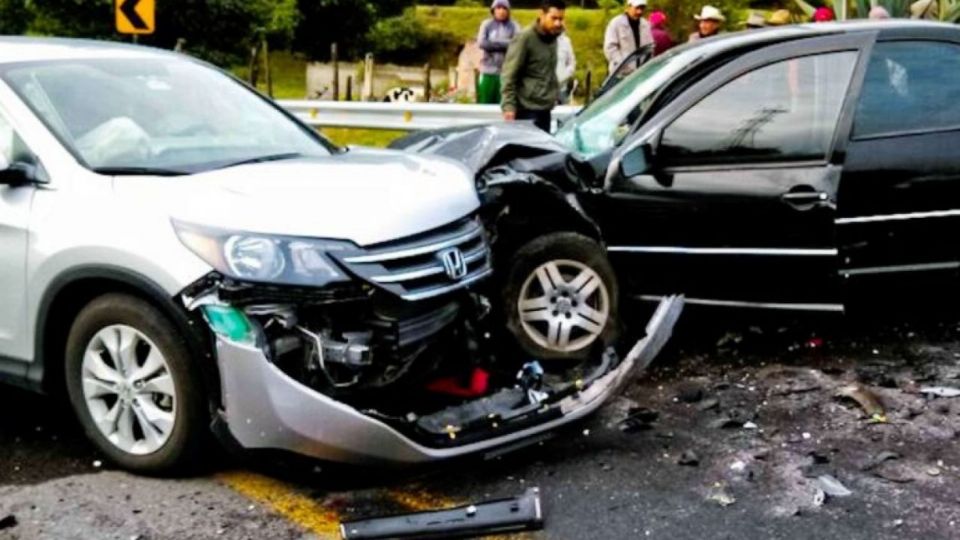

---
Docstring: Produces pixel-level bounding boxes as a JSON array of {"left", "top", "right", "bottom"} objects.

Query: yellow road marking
[{"left": 216, "top": 470, "right": 341, "bottom": 538}]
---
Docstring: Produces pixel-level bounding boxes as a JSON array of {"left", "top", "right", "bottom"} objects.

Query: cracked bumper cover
[{"left": 214, "top": 296, "right": 684, "bottom": 465}]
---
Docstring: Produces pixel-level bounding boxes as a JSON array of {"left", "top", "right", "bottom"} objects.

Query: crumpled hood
[
  {"left": 112, "top": 148, "right": 479, "bottom": 247},
  {"left": 390, "top": 123, "right": 569, "bottom": 174}
]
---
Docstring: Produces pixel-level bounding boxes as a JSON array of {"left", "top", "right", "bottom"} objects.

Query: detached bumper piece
[{"left": 340, "top": 488, "right": 544, "bottom": 540}]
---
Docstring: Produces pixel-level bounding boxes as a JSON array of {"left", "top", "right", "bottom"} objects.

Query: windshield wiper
[
  {"left": 215, "top": 152, "right": 305, "bottom": 170},
  {"left": 93, "top": 166, "right": 190, "bottom": 177}
]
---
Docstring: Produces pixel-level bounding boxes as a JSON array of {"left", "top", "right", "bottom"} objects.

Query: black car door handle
[{"left": 782, "top": 190, "right": 829, "bottom": 206}]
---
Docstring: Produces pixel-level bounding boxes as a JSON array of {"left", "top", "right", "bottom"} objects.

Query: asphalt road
[{"left": 2, "top": 308, "right": 960, "bottom": 540}]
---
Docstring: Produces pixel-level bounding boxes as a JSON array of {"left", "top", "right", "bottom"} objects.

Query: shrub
[{"left": 367, "top": 9, "right": 458, "bottom": 64}]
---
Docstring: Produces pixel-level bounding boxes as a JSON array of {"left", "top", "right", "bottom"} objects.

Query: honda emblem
[{"left": 439, "top": 248, "right": 468, "bottom": 281}]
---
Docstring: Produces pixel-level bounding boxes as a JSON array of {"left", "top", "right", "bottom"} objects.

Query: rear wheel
[
  {"left": 65, "top": 294, "right": 207, "bottom": 474},
  {"left": 503, "top": 232, "right": 619, "bottom": 360}
]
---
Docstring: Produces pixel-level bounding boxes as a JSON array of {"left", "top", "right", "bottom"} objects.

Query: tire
[
  {"left": 502, "top": 232, "right": 620, "bottom": 361},
  {"left": 64, "top": 293, "right": 207, "bottom": 474}
]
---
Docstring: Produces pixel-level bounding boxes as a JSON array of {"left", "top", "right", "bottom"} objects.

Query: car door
[
  {"left": 0, "top": 109, "right": 36, "bottom": 377},
  {"left": 597, "top": 35, "right": 872, "bottom": 309},
  {"left": 838, "top": 38, "right": 960, "bottom": 300}
]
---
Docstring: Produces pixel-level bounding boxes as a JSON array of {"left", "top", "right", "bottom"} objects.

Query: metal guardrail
[{"left": 278, "top": 100, "right": 580, "bottom": 131}]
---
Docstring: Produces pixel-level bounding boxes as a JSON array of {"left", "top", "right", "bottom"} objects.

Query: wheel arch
[{"left": 31, "top": 266, "right": 220, "bottom": 409}]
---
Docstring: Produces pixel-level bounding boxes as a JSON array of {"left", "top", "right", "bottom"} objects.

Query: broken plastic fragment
[
  {"left": 201, "top": 305, "right": 258, "bottom": 345},
  {"left": 920, "top": 386, "right": 960, "bottom": 398}
]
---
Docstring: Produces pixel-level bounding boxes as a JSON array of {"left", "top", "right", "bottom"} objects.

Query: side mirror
[
  {"left": 0, "top": 157, "right": 40, "bottom": 186},
  {"left": 620, "top": 143, "right": 653, "bottom": 178}
]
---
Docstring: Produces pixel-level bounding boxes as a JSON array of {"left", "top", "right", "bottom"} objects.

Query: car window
[
  {"left": 854, "top": 41, "right": 960, "bottom": 138},
  {"left": 0, "top": 112, "right": 34, "bottom": 167},
  {"left": 660, "top": 52, "right": 857, "bottom": 167}
]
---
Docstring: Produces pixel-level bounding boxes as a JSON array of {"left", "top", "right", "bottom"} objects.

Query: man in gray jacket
[
  {"left": 604, "top": 0, "right": 654, "bottom": 76},
  {"left": 477, "top": 0, "right": 522, "bottom": 104}
]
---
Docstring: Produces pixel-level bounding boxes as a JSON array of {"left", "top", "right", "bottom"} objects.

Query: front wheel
[
  {"left": 64, "top": 293, "right": 207, "bottom": 474},
  {"left": 503, "top": 232, "right": 620, "bottom": 360}
]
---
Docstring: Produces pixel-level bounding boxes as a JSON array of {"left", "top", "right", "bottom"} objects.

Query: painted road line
[
  {"left": 217, "top": 470, "right": 341, "bottom": 538},
  {"left": 217, "top": 471, "right": 469, "bottom": 539}
]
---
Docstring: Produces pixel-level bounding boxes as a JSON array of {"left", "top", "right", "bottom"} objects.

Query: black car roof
[{"left": 683, "top": 20, "right": 959, "bottom": 57}]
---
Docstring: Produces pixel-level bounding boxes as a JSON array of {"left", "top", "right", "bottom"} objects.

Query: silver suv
[{"left": 0, "top": 38, "right": 677, "bottom": 473}]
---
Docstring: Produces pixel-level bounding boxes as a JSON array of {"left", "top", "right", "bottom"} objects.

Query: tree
[
  {"left": 293, "top": 0, "right": 415, "bottom": 60},
  {"left": 0, "top": 0, "right": 31, "bottom": 34}
]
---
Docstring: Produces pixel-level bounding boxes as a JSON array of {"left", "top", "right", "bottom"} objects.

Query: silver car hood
[{"left": 113, "top": 148, "right": 479, "bottom": 247}]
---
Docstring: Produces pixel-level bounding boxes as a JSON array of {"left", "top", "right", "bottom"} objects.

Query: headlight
[{"left": 173, "top": 221, "right": 353, "bottom": 287}]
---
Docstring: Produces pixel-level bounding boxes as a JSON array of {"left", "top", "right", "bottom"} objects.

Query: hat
[
  {"left": 628, "top": 0, "right": 648, "bottom": 7},
  {"left": 869, "top": 6, "right": 891, "bottom": 18},
  {"left": 694, "top": 5, "right": 725, "bottom": 21},
  {"left": 767, "top": 9, "right": 792, "bottom": 25},
  {"left": 813, "top": 6, "right": 835, "bottom": 21},
  {"left": 649, "top": 10, "right": 667, "bottom": 27},
  {"left": 745, "top": 12, "right": 766, "bottom": 27},
  {"left": 910, "top": 0, "right": 938, "bottom": 18},
  {"left": 491, "top": 0, "right": 510, "bottom": 9}
]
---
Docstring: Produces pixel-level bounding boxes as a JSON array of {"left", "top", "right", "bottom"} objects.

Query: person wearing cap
[
  {"left": 477, "top": 0, "right": 522, "bottom": 105},
  {"left": 649, "top": 11, "right": 674, "bottom": 56},
  {"left": 766, "top": 9, "right": 792, "bottom": 26},
  {"left": 688, "top": 6, "right": 725, "bottom": 43},
  {"left": 604, "top": 0, "right": 654, "bottom": 75},
  {"left": 745, "top": 12, "right": 766, "bottom": 29},
  {"left": 501, "top": 0, "right": 567, "bottom": 131},
  {"left": 813, "top": 6, "right": 835, "bottom": 21},
  {"left": 869, "top": 6, "right": 891, "bottom": 18}
]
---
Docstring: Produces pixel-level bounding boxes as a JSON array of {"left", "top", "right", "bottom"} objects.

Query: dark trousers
[{"left": 517, "top": 109, "right": 552, "bottom": 132}]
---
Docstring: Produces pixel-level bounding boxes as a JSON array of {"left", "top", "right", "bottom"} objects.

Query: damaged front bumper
[{"left": 212, "top": 295, "right": 684, "bottom": 465}]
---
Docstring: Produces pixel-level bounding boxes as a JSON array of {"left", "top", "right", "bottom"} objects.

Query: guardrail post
[
  {"left": 363, "top": 53, "right": 375, "bottom": 101},
  {"left": 331, "top": 43, "right": 339, "bottom": 102},
  {"left": 423, "top": 63, "right": 432, "bottom": 103},
  {"left": 174, "top": 38, "right": 186, "bottom": 52}
]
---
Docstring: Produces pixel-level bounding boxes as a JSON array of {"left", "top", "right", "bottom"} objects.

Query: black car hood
[{"left": 389, "top": 123, "right": 570, "bottom": 175}]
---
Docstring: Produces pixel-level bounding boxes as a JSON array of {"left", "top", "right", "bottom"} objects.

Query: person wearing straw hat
[
  {"left": 688, "top": 6, "right": 725, "bottom": 43},
  {"left": 604, "top": 0, "right": 654, "bottom": 74}
]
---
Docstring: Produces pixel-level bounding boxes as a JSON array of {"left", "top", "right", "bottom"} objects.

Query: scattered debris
[
  {"left": 809, "top": 450, "right": 831, "bottom": 464},
  {"left": 677, "top": 385, "right": 705, "bottom": 404},
  {"left": 927, "top": 467, "right": 942, "bottom": 477},
  {"left": 802, "top": 432, "right": 812, "bottom": 440},
  {"left": 697, "top": 398, "right": 720, "bottom": 412},
  {"left": 678, "top": 451, "right": 700, "bottom": 467},
  {"left": 920, "top": 386, "right": 960, "bottom": 398},
  {"left": 339, "top": 488, "right": 544, "bottom": 539},
  {"left": 707, "top": 489, "right": 736, "bottom": 507},
  {"left": 619, "top": 407, "right": 659, "bottom": 433},
  {"left": 873, "top": 464, "right": 916, "bottom": 484},
  {"left": 92, "top": 460, "right": 102, "bottom": 468},
  {"left": 709, "top": 417, "right": 743, "bottom": 430},
  {"left": 837, "top": 384, "right": 886, "bottom": 419},
  {"left": 743, "top": 421, "right": 759, "bottom": 430},
  {"left": 816, "top": 475, "right": 853, "bottom": 498},
  {"left": 730, "top": 460, "right": 747, "bottom": 473},
  {"left": 0, "top": 514, "right": 17, "bottom": 530}
]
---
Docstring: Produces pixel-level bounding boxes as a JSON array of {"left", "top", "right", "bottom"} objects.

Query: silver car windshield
[
  {"left": 1, "top": 57, "right": 333, "bottom": 174},
  {"left": 555, "top": 45, "right": 703, "bottom": 158}
]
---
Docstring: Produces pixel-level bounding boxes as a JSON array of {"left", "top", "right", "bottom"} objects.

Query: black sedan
[{"left": 394, "top": 21, "right": 960, "bottom": 360}]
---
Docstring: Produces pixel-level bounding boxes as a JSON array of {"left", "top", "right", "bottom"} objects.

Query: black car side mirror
[{"left": 620, "top": 143, "right": 653, "bottom": 178}]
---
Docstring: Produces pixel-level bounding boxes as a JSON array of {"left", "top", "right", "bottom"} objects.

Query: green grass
[
  {"left": 416, "top": 5, "right": 612, "bottom": 87},
  {"left": 321, "top": 128, "right": 407, "bottom": 148}
]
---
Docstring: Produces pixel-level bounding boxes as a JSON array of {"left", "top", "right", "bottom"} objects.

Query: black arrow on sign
[{"left": 119, "top": 0, "right": 148, "bottom": 30}]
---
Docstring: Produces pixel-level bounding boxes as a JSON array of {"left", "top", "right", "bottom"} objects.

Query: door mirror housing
[
  {"left": 0, "top": 157, "right": 41, "bottom": 186},
  {"left": 620, "top": 142, "right": 653, "bottom": 178}
]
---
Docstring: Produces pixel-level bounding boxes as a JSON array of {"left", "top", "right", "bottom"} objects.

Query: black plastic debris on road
[
  {"left": 0, "top": 514, "right": 17, "bottom": 530},
  {"left": 339, "top": 487, "right": 544, "bottom": 539}
]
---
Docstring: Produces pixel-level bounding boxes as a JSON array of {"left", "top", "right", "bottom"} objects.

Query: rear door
[
  {"left": 839, "top": 38, "right": 960, "bottom": 299},
  {"left": 599, "top": 34, "right": 872, "bottom": 309}
]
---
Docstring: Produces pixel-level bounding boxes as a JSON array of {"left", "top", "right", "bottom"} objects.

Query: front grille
[{"left": 335, "top": 217, "right": 492, "bottom": 301}]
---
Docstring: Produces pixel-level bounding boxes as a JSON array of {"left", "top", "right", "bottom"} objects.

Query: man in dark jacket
[
  {"left": 501, "top": 0, "right": 566, "bottom": 132},
  {"left": 476, "top": 0, "right": 522, "bottom": 104}
]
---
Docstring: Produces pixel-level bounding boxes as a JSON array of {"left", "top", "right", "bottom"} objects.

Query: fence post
[
  {"left": 346, "top": 76, "right": 353, "bottom": 102},
  {"left": 363, "top": 53, "right": 375, "bottom": 101},
  {"left": 248, "top": 44, "right": 260, "bottom": 86},
  {"left": 423, "top": 63, "right": 432, "bottom": 102},
  {"left": 174, "top": 38, "right": 186, "bottom": 52},
  {"left": 331, "top": 43, "right": 339, "bottom": 101},
  {"left": 585, "top": 69, "right": 593, "bottom": 105},
  {"left": 262, "top": 35, "right": 273, "bottom": 98}
]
